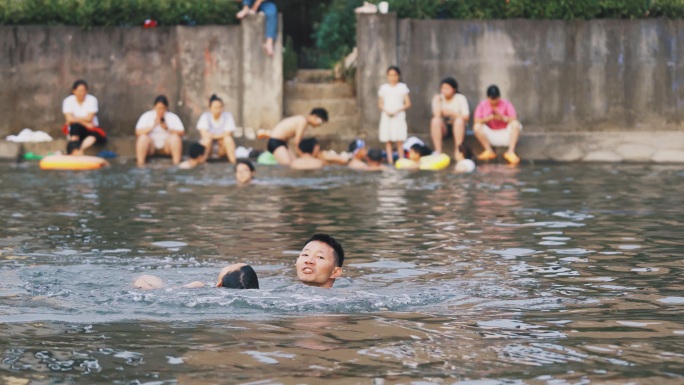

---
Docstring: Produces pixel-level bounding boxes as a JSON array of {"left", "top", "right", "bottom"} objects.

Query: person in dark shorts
[{"left": 267, "top": 108, "right": 328, "bottom": 166}]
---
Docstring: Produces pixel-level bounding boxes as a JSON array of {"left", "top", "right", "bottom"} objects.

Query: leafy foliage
[{"left": 0, "top": 0, "right": 238, "bottom": 27}]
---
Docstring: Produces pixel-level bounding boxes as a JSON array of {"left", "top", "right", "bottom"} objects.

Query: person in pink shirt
[{"left": 473, "top": 85, "right": 522, "bottom": 165}]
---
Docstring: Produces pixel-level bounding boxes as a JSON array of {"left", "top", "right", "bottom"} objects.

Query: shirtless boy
[
  {"left": 290, "top": 138, "right": 325, "bottom": 170},
  {"left": 267, "top": 108, "right": 328, "bottom": 165}
]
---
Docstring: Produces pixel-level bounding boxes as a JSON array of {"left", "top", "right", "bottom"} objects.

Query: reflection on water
[{"left": 1, "top": 163, "right": 684, "bottom": 383}]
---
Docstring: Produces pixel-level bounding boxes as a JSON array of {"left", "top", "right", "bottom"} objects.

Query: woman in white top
[
  {"left": 378, "top": 66, "right": 411, "bottom": 164},
  {"left": 430, "top": 77, "right": 470, "bottom": 160},
  {"left": 62, "top": 80, "right": 107, "bottom": 155},
  {"left": 197, "top": 94, "right": 237, "bottom": 164},
  {"left": 135, "top": 95, "right": 185, "bottom": 166}
]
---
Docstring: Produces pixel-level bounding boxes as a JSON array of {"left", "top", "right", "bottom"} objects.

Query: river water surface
[{"left": 1, "top": 162, "right": 683, "bottom": 384}]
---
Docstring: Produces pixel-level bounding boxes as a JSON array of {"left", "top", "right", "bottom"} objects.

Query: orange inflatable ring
[{"left": 39, "top": 155, "right": 107, "bottom": 170}]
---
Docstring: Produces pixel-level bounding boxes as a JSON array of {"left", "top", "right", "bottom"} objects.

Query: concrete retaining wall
[
  {"left": 356, "top": 14, "right": 684, "bottom": 162},
  {"left": 0, "top": 15, "right": 282, "bottom": 141}
]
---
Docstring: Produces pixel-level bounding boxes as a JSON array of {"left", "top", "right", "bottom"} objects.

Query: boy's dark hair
[
  {"left": 189, "top": 143, "right": 205, "bottom": 159},
  {"left": 154, "top": 95, "right": 169, "bottom": 107},
  {"left": 387, "top": 65, "right": 401, "bottom": 76},
  {"left": 486, "top": 85, "right": 501, "bottom": 99},
  {"left": 220, "top": 265, "right": 259, "bottom": 289},
  {"left": 299, "top": 137, "right": 319, "bottom": 154},
  {"left": 410, "top": 143, "right": 432, "bottom": 157},
  {"left": 367, "top": 148, "right": 383, "bottom": 162},
  {"left": 348, "top": 139, "right": 365, "bottom": 154},
  {"left": 441, "top": 77, "right": 458, "bottom": 92},
  {"left": 72, "top": 79, "right": 88, "bottom": 91},
  {"left": 304, "top": 233, "right": 344, "bottom": 267},
  {"left": 66, "top": 141, "right": 80, "bottom": 155},
  {"left": 310, "top": 108, "right": 329, "bottom": 122},
  {"left": 235, "top": 158, "right": 255, "bottom": 172},
  {"left": 209, "top": 94, "right": 223, "bottom": 105}
]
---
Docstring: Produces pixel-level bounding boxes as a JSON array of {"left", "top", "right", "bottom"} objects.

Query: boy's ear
[{"left": 331, "top": 267, "right": 342, "bottom": 279}]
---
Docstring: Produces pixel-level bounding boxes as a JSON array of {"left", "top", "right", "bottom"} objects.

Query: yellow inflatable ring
[
  {"left": 395, "top": 158, "right": 418, "bottom": 170},
  {"left": 419, "top": 153, "right": 451, "bottom": 171},
  {"left": 39, "top": 155, "right": 107, "bottom": 170}
]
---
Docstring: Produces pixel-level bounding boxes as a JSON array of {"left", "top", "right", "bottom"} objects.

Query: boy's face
[
  {"left": 295, "top": 241, "right": 341, "bottom": 288},
  {"left": 310, "top": 116, "right": 324, "bottom": 127}
]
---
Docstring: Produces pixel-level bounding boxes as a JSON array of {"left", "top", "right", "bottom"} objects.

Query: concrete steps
[
  {"left": 294, "top": 69, "right": 333, "bottom": 83},
  {"left": 284, "top": 70, "right": 360, "bottom": 149}
]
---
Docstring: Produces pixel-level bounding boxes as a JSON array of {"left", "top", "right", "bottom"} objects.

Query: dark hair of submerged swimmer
[
  {"left": 305, "top": 233, "right": 344, "bottom": 267},
  {"left": 235, "top": 158, "right": 255, "bottom": 172},
  {"left": 299, "top": 137, "right": 319, "bottom": 154},
  {"left": 310, "top": 108, "right": 329, "bottom": 123},
  {"left": 189, "top": 143, "right": 206, "bottom": 159},
  {"left": 411, "top": 143, "right": 433, "bottom": 157},
  {"left": 367, "top": 148, "right": 383, "bottom": 162},
  {"left": 217, "top": 264, "right": 259, "bottom": 289},
  {"left": 154, "top": 94, "right": 169, "bottom": 107},
  {"left": 441, "top": 77, "right": 458, "bottom": 93},
  {"left": 72, "top": 79, "right": 88, "bottom": 91}
]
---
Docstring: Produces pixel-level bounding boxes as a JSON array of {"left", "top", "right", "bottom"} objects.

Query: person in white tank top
[
  {"left": 197, "top": 94, "right": 237, "bottom": 164},
  {"left": 430, "top": 77, "right": 470, "bottom": 161}
]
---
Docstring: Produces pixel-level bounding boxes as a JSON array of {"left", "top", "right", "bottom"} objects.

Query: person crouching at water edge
[
  {"left": 197, "top": 94, "right": 237, "bottom": 164},
  {"left": 135, "top": 95, "right": 185, "bottom": 166},
  {"left": 134, "top": 233, "right": 344, "bottom": 289},
  {"left": 62, "top": 79, "right": 107, "bottom": 156},
  {"left": 473, "top": 85, "right": 522, "bottom": 165},
  {"left": 267, "top": 108, "right": 328, "bottom": 166},
  {"left": 235, "top": 159, "right": 256, "bottom": 185}
]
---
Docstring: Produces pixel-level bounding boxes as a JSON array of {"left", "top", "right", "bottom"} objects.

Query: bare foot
[
  {"left": 264, "top": 39, "right": 274, "bottom": 56},
  {"left": 236, "top": 7, "right": 250, "bottom": 19}
]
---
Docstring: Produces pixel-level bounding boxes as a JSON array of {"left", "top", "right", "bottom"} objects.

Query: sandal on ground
[
  {"left": 477, "top": 150, "right": 497, "bottom": 161},
  {"left": 503, "top": 152, "right": 520, "bottom": 165}
]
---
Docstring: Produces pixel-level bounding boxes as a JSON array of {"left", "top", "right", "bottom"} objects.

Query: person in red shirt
[{"left": 473, "top": 85, "right": 522, "bottom": 165}]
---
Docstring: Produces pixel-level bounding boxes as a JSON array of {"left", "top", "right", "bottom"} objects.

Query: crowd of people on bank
[{"left": 59, "top": 66, "right": 522, "bottom": 173}]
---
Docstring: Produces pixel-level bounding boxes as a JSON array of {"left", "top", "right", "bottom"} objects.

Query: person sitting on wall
[
  {"left": 197, "top": 94, "right": 237, "bottom": 164},
  {"left": 135, "top": 95, "right": 185, "bottom": 167},
  {"left": 290, "top": 137, "right": 325, "bottom": 170},
  {"left": 62, "top": 80, "right": 107, "bottom": 156},
  {"left": 267, "top": 108, "right": 328, "bottom": 166},
  {"left": 430, "top": 77, "right": 470, "bottom": 161},
  {"left": 178, "top": 143, "right": 206, "bottom": 170},
  {"left": 473, "top": 85, "right": 522, "bottom": 165},
  {"left": 236, "top": 0, "right": 278, "bottom": 56}
]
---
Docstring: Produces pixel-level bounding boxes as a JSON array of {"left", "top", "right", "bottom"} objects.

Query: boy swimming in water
[
  {"left": 178, "top": 143, "right": 206, "bottom": 170},
  {"left": 267, "top": 108, "right": 328, "bottom": 166},
  {"left": 134, "top": 233, "right": 344, "bottom": 289}
]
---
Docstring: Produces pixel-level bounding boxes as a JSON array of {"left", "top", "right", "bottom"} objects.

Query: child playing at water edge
[{"left": 378, "top": 66, "right": 411, "bottom": 164}]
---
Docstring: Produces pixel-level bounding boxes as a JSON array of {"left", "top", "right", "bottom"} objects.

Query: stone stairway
[{"left": 284, "top": 69, "right": 360, "bottom": 151}]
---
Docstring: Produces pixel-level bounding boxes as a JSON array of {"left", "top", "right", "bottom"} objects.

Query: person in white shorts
[
  {"left": 473, "top": 85, "right": 522, "bottom": 165},
  {"left": 378, "top": 66, "right": 411, "bottom": 164},
  {"left": 430, "top": 77, "right": 470, "bottom": 161},
  {"left": 135, "top": 95, "right": 185, "bottom": 166},
  {"left": 197, "top": 94, "right": 237, "bottom": 163}
]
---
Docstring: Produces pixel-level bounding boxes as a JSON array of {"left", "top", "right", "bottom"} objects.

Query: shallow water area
[{"left": 1, "top": 161, "right": 684, "bottom": 384}]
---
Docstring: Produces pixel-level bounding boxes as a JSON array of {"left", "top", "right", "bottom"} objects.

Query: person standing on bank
[
  {"left": 430, "top": 77, "right": 469, "bottom": 161},
  {"left": 62, "top": 80, "right": 107, "bottom": 156},
  {"left": 197, "top": 94, "right": 237, "bottom": 164},
  {"left": 473, "top": 85, "right": 521, "bottom": 165},
  {"left": 135, "top": 95, "right": 185, "bottom": 167},
  {"left": 236, "top": 0, "right": 278, "bottom": 56},
  {"left": 378, "top": 66, "right": 411, "bottom": 164}
]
